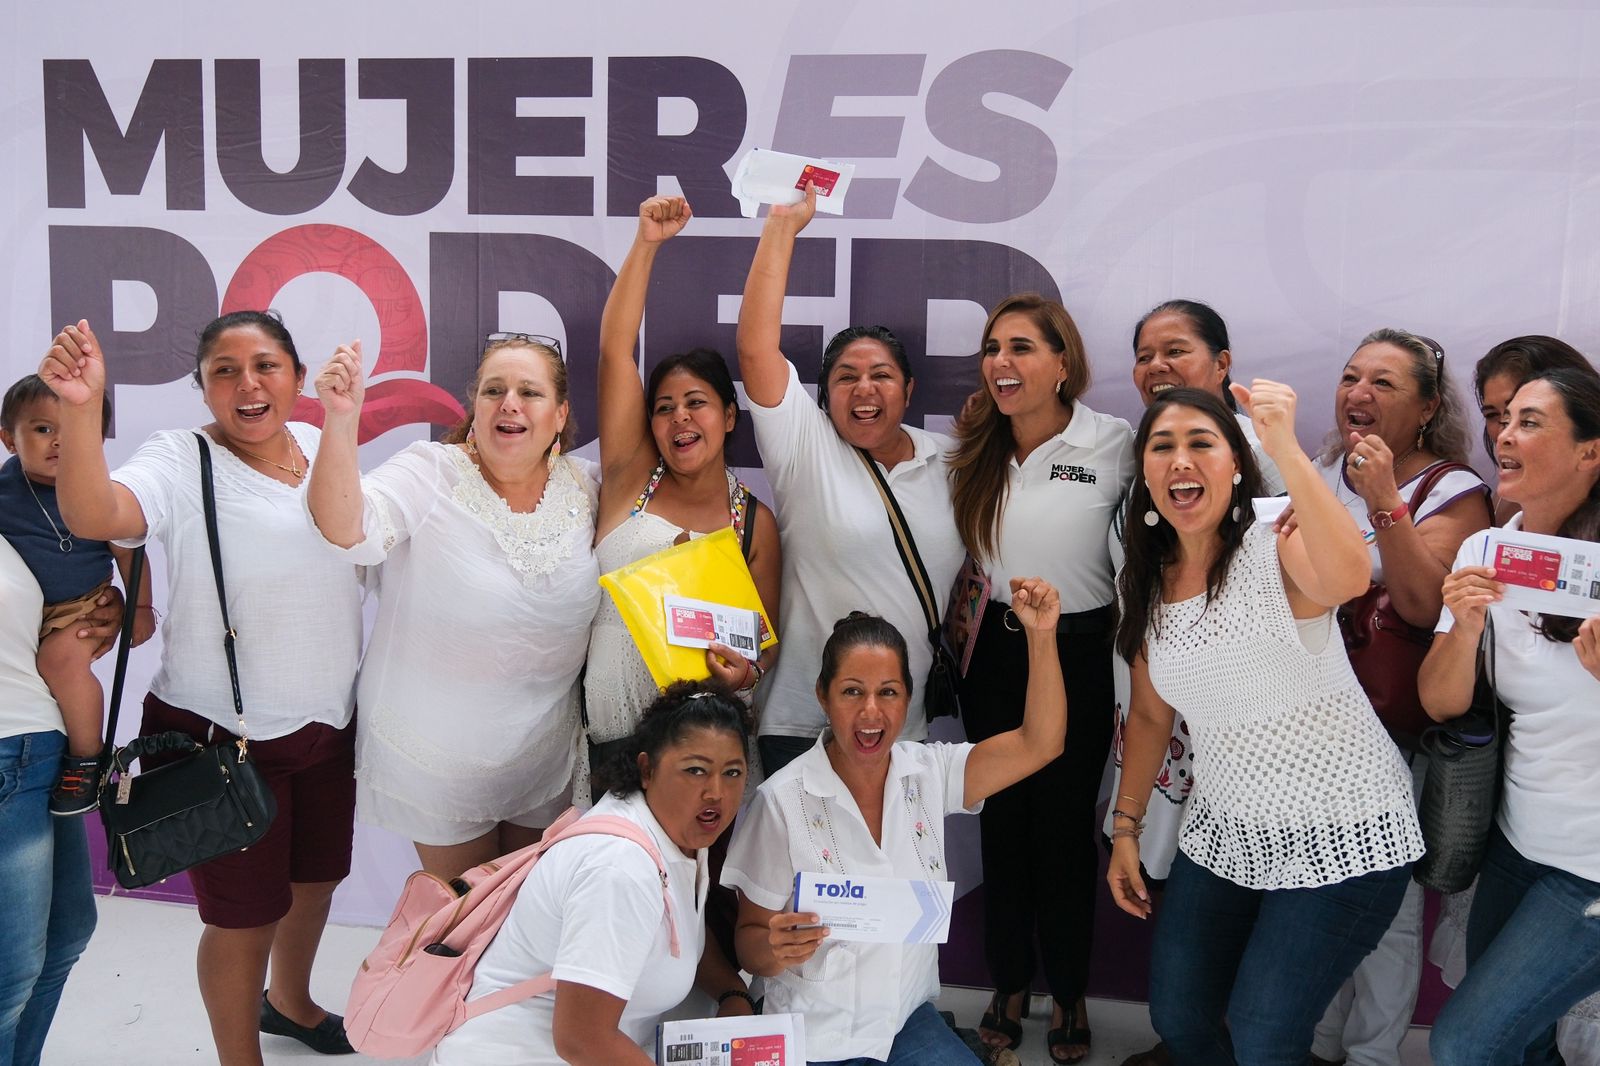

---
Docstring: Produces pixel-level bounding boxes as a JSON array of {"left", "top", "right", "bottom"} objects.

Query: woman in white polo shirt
[
  {"left": 723, "top": 577, "right": 1065, "bottom": 1066},
  {"left": 433, "top": 684, "right": 756, "bottom": 1066},
  {"left": 737, "top": 184, "right": 965, "bottom": 774},
  {"left": 1422, "top": 367, "right": 1600, "bottom": 1066},
  {"left": 946, "top": 293, "right": 1132, "bottom": 1064},
  {"left": 0, "top": 538, "right": 120, "bottom": 1066}
]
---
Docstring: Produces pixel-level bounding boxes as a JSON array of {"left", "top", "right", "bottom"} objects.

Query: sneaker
[{"left": 49, "top": 755, "right": 102, "bottom": 816}]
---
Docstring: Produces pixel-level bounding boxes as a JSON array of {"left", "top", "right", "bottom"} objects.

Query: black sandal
[
  {"left": 1047, "top": 998, "right": 1091, "bottom": 1065},
  {"left": 978, "top": 990, "right": 1028, "bottom": 1051}
]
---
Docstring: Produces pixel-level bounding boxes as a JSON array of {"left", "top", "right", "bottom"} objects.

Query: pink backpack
[{"left": 345, "top": 805, "right": 680, "bottom": 1058}]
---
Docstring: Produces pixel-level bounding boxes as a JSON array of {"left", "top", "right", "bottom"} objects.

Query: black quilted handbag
[
  {"left": 1413, "top": 618, "right": 1508, "bottom": 894},
  {"left": 97, "top": 434, "right": 277, "bottom": 889}
]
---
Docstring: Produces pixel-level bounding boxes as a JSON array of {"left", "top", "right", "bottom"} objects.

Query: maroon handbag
[{"left": 1337, "top": 461, "right": 1481, "bottom": 747}]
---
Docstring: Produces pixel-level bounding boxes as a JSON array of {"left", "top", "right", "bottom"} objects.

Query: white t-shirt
[
  {"left": 748, "top": 364, "right": 965, "bottom": 741},
  {"left": 313, "top": 444, "right": 601, "bottom": 831},
  {"left": 985, "top": 400, "right": 1132, "bottom": 611},
  {"left": 1317, "top": 457, "right": 1489, "bottom": 584},
  {"left": 0, "top": 538, "right": 60, "bottom": 739},
  {"left": 721, "top": 735, "right": 979, "bottom": 1062},
  {"left": 111, "top": 425, "right": 362, "bottom": 739},
  {"left": 1437, "top": 518, "right": 1600, "bottom": 881},
  {"left": 432, "top": 790, "right": 707, "bottom": 1066}
]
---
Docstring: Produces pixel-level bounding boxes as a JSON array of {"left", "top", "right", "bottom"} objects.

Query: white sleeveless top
[{"left": 1146, "top": 522, "right": 1424, "bottom": 889}]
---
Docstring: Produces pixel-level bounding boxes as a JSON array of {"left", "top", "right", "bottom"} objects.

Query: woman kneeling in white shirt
[
  {"left": 721, "top": 578, "right": 1066, "bottom": 1066},
  {"left": 434, "top": 683, "right": 756, "bottom": 1066}
]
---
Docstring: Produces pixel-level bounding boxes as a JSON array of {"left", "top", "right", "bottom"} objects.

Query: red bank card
[
  {"left": 1493, "top": 542, "right": 1562, "bottom": 591},
  {"left": 730, "top": 1035, "right": 788, "bottom": 1064},
  {"left": 796, "top": 164, "right": 841, "bottom": 196},
  {"left": 668, "top": 606, "right": 718, "bottom": 641}
]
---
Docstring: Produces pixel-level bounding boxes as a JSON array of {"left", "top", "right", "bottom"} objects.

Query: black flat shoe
[{"left": 260, "top": 992, "right": 356, "bottom": 1055}]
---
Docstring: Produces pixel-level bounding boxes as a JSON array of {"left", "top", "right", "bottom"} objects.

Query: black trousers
[{"left": 957, "top": 598, "right": 1116, "bottom": 1003}]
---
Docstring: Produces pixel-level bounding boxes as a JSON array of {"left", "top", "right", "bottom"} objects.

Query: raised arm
[
  {"left": 306, "top": 342, "right": 366, "bottom": 548},
  {"left": 1232, "top": 380, "right": 1371, "bottom": 608},
  {"left": 1418, "top": 564, "right": 1499, "bottom": 721},
  {"left": 37, "top": 321, "right": 148, "bottom": 541},
  {"left": 598, "top": 196, "right": 692, "bottom": 498},
  {"left": 1105, "top": 651, "right": 1178, "bottom": 919},
  {"left": 962, "top": 577, "right": 1066, "bottom": 808},
  {"left": 735, "top": 184, "right": 816, "bottom": 408}
]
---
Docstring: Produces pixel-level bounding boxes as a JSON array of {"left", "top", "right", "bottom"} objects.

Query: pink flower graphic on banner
[{"left": 223, "top": 224, "right": 463, "bottom": 443}]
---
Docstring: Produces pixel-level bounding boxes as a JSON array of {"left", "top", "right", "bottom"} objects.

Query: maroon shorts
[{"left": 139, "top": 693, "right": 357, "bottom": 929}]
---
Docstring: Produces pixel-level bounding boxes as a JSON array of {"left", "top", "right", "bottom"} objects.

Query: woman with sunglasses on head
[
  {"left": 1472, "top": 335, "right": 1595, "bottom": 526},
  {"left": 1305, "top": 330, "right": 1490, "bottom": 1066},
  {"left": 40, "top": 314, "right": 365, "bottom": 1064},
  {"left": 737, "top": 183, "right": 965, "bottom": 775},
  {"left": 1421, "top": 368, "right": 1600, "bottom": 1066},
  {"left": 1108, "top": 383, "right": 1423, "bottom": 1065},
  {"left": 578, "top": 194, "right": 780, "bottom": 803},
  {"left": 308, "top": 332, "right": 601, "bottom": 880}
]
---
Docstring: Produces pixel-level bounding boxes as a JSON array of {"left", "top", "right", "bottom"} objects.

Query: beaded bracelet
[{"left": 1111, "top": 808, "right": 1145, "bottom": 826}]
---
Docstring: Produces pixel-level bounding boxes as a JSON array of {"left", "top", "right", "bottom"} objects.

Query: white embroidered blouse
[{"left": 314, "top": 442, "right": 601, "bottom": 825}]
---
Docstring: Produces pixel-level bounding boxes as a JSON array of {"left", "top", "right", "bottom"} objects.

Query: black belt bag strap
[{"left": 98, "top": 433, "right": 277, "bottom": 889}]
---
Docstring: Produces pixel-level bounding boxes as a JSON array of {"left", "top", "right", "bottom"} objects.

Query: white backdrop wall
[{"left": 5, "top": 0, "right": 1598, "bottom": 923}]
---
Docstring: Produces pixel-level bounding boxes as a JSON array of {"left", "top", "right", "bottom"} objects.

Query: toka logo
[
  {"left": 1048, "top": 464, "right": 1096, "bottom": 484},
  {"left": 815, "top": 880, "right": 866, "bottom": 899}
]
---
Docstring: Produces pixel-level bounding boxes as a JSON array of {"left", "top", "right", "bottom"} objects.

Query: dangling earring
[
  {"left": 465, "top": 424, "right": 478, "bottom": 457},
  {"left": 1417, "top": 423, "right": 1427, "bottom": 451},
  {"left": 1144, "top": 508, "right": 1160, "bottom": 527},
  {"left": 549, "top": 436, "right": 562, "bottom": 459},
  {"left": 1229, "top": 471, "right": 1244, "bottom": 522},
  {"left": 1056, "top": 378, "right": 1067, "bottom": 401}
]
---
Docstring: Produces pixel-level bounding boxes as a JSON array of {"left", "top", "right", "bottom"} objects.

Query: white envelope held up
[
  {"left": 1251, "top": 496, "right": 1291, "bottom": 527},
  {"left": 1481, "top": 527, "right": 1600, "bottom": 620},
  {"left": 731, "top": 148, "right": 856, "bottom": 218},
  {"left": 656, "top": 1012, "right": 804, "bottom": 1065},
  {"left": 792, "top": 870, "right": 955, "bottom": 944}
]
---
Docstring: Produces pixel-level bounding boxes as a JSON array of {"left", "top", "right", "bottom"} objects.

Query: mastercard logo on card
[{"left": 796, "top": 164, "right": 841, "bottom": 195}]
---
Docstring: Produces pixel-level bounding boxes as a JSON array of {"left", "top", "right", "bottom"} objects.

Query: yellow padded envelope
[{"left": 598, "top": 526, "right": 778, "bottom": 689}]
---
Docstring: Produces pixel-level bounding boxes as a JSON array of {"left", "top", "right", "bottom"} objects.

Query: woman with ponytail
[
  {"left": 1422, "top": 368, "right": 1600, "bottom": 1065},
  {"left": 434, "top": 683, "right": 756, "bottom": 1066}
]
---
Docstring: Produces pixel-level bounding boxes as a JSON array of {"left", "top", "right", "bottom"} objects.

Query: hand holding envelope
[
  {"left": 731, "top": 147, "right": 856, "bottom": 218},
  {"left": 766, "top": 908, "right": 828, "bottom": 968}
]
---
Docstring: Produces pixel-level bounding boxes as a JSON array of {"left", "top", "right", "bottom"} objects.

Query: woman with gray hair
[{"left": 1308, "top": 328, "right": 1492, "bottom": 1066}]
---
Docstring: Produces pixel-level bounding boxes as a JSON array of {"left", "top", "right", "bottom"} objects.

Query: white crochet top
[{"left": 1146, "top": 522, "right": 1424, "bottom": 889}]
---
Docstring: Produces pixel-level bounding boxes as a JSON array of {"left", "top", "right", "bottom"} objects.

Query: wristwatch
[{"left": 1369, "top": 502, "right": 1410, "bottom": 530}]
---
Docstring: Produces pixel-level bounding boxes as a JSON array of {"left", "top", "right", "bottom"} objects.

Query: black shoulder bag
[
  {"left": 1413, "top": 616, "right": 1510, "bottom": 893},
  {"left": 98, "top": 433, "right": 277, "bottom": 889},
  {"left": 855, "top": 448, "right": 961, "bottom": 720}
]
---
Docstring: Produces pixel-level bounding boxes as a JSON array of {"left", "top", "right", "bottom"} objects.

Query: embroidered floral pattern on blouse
[{"left": 447, "top": 449, "right": 592, "bottom": 583}]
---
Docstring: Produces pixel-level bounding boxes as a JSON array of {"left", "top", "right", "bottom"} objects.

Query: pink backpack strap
[{"left": 459, "top": 814, "right": 679, "bottom": 1021}]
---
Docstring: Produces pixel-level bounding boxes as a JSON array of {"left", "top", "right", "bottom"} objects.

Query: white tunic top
[
  {"left": 722, "top": 735, "right": 979, "bottom": 1062},
  {"left": 1146, "top": 522, "right": 1424, "bottom": 889},
  {"left": 315, "top": 443, "right": 600, "bottom": 833},
  {"left": 985, "top": 400, "right": 1133, "bottom": 610},
  {"left": 1437, "top": 518, "right": 1600, "bottom": 882},
  {"left": 111, "top": 425, "right": 362, "bottom": 739},
  {"left": 0, "top": 538, "right": 60, "bottom": 739},
  {"left": 748, "top": 363, "right": 964, "bottom": 741},
  {"left": 432, "top": 790, "right": 708, "bottom": 1066},
  {"left": 1317, "top": 457, "right": 1489, "bottom": 584}
]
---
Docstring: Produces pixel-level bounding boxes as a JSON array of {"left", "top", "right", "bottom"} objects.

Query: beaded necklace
[{"left": 631, "top": 459, "right": 749, "bottom": 538}]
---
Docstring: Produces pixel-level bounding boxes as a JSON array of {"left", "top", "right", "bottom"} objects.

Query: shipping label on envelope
[
  {"left": 731, "top": 148, "right": 856, "bottom": 217},
  {"left": 1483, "top": 527, "right": 1600, "bottom": 619},
  {"left": 657, "top": 1013, "right": 804, "bottom": 1065},
  {"left": 792, "top": 871, "right": 955, "bottom": 944},
  {"left": 663, "top": 595, "right": 761, "bottom": 660}
]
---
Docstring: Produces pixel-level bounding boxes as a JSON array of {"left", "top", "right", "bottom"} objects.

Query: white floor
[{"left": 45, "top": 894, "right": 1434, "bottom": 1065}]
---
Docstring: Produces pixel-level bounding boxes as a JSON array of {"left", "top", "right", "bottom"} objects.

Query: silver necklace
[{"left": 23, "top": 476, "right": 71, "bottom": 553}]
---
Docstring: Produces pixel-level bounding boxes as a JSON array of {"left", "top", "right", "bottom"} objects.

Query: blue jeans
[
  {"left": 1430, "top": 826, "right": 1600, "bottom": 1066},
  {"left": 0, "top": 731, "right": 97, "bottom": 1066},
  {"left": 1149, "top": 850, "right": 1413, "bottom": 1066},
  {"left": 810, "top": 1001, "right": 980, "bottom": 1066}
]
